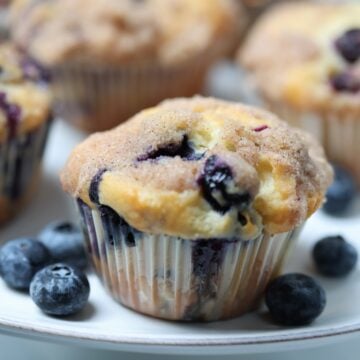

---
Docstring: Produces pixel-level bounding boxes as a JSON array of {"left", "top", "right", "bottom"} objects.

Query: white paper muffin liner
[
  {"left": 265, "top": 100, "right": 360, "bottom": 184},
  {"left": 50, "top": 48, "right": 223, "bottom": 133},
  {"left": 0, "top": 119, "right": 51, "bottom": 223},
  {"left": 77, "top": 200, "right": 302, "bottom": 321}
]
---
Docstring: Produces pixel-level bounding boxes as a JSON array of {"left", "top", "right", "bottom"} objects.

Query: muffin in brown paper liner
[{"left": 50, "top": 50, "right": 221, "bottom": 133}]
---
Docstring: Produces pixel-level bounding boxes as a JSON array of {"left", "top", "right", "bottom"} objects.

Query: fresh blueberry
[
  {"left": 313, "top": 236, "right": 358, "bottom": 277},
  {"left": 30, "top": 263, "right": 90, "bottom": 316},
  {"left": 330, "top": 72, "right": 360, "bottom": 93},
  {"left": 38, "top": 221, "right": 88, "bottom": 270},
  {"left": 265, "top": 273, "right": 326, "bottom": 326},
  {"left": 197, "top": 155, "right": 251, "bottom": 213},
  {"left": 335, "top": 28, "right": 360, "bottom": 64},
  {"left": 0, "top": 238, "right": 51, "bottom": 290},
  {"left": 137, "top": 135, "right": 203, "bottom": 161},
  {"left": 323, "top": 165, "right": 357, "bottom": 215}
]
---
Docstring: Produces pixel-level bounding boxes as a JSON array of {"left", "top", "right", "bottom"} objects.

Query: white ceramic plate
[{"left": 0, "top": 119, "right": 360, "bottom": 355}]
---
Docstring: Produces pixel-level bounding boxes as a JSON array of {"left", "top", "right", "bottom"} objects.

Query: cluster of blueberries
[
  {"left": 265, "top": 165, "right": 359, "bottom": 326},
  {"left": 266, "top": 235, "right": 357, "bottom": 326},
  {"left": 0, "top": 221, "right": 90, "bottom": 317}
]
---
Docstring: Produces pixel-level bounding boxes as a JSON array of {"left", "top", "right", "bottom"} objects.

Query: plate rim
[
  {"left": 1, "top": 121, "right": 360, "bottom": 352},
  {"left": 0, "top": 316, "right": 360, "bottom": 347}
]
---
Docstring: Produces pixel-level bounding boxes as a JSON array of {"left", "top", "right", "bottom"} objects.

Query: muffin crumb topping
[
  {"left": 61, "top": 97, "right": 333, "bottom": 238},
  {"left": 240, "top": 2, "right": 360, "bottom": 113},
  {"left": 10, "top": 0, "right": 242, "bottom": 66}
]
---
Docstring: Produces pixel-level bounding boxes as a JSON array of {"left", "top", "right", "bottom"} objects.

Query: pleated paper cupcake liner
[
  {"left": 265, "top": 99, "right": 360, "bottom": 184},
  {"left": 50, "top": 48, "right": 223, "bottom": 133},
  {"left": 0, "top": 119, "right": 51, "bottom": 224},
  {"left": 77, "top": 200, "right": 302, "bottom": 322}
]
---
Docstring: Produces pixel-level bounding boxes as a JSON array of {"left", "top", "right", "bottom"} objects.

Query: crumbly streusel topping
[
  {"left": 10, "top": 0, "right": 243, "bottom": 66},
  {"left": 61, "top": 97, "right": 332, "bottom": 239},
  {"left": 239, "top": 2, "right": 360, "bottom": 114}
]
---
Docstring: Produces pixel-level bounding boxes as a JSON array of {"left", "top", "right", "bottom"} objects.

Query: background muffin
[
  {"left": 0, "top": 0, "right": 11, "bottom": 41},
  {"left": 61, "top": 96, "right": 332, "bottom": 321},
  {"left": 0, "top": 44, "right": 52, "bottom": 224},
  {"left": 238, "top": 0, "right": 289, "bottom": 33},
  {"left": 239, "top": 1, "right": 360, "bottom": 183},
  {"left": 10, "top": 0, "right": 245, "bottom": 132}
]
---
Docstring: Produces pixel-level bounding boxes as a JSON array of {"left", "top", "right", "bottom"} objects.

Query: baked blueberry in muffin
[
  {"left": 335, "top": 28, "right": 360, "bottom": 65},
  {"left": 61, "top": 97, "right": 332, "bottom": 321}
]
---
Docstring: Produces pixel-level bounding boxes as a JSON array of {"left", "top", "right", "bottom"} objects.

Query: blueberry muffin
[
  {"left": 61, "top": 97, "right": 332, "bottom": 321},
  {"left": 239, "top": 2, "right": 360, "bottom": 183},
  {"left": 0, "top": 44, "right": 52, "bottom": 224},
  {"left": 10, "top": 0, "right": 245, "bottom": 132}
]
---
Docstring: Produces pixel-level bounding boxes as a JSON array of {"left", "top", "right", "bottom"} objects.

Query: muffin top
[
  {"left": 0, "top": 44, "right": 51, "bottom": 141},
  {"left": 10, "top": 0, "right": 242, "bottom": 66},
  {"left": 61, "top": 97, "right": 332, "bottom": 240},
  {"left": 239, "top": 2, "right": 360, "bottom": 114}
]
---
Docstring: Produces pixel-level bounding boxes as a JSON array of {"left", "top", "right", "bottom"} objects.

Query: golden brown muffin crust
[
  {"left": 61, "top": 97, "right": 332, "bottom": 238},
  {"left": 11, "top": 0, "right": 243, "bottom": 66},
  {"left": 239, "top": 2, "right": 360, "bottom": 114}
]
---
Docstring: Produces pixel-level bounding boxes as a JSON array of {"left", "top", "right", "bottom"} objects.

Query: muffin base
[
  {"left": 51, "top": 50, "right": 220, "bottom": 133},
  {"left": 265, "top": 99, "right": 360, "bottom": 185},
  {"left": 77, "top": 201, "right": 302, "bottom": 322},
  {"left": 0, "top": 119, "right": 51, "bottom": 224}
]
